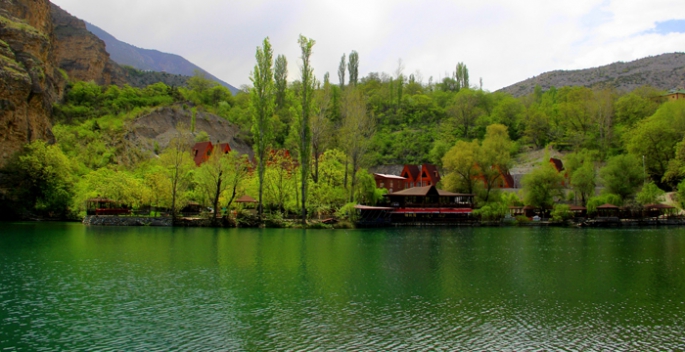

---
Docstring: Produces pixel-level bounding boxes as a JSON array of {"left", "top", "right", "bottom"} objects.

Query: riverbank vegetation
[{"left": 2, "top": 35, "right": 685, "bottom": 224}]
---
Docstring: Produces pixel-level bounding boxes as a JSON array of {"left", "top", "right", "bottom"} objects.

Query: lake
[{"left": 1, "top": 223, "right": 684, "bottom": 351}]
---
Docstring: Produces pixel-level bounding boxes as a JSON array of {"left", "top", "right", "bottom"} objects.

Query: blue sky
[{"left": 50, "top": 0, "right": 685, "bottom": 91}]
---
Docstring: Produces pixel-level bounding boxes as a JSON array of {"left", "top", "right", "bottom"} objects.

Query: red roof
[
  {"left": 192, "top": 141, "right": 213, "bottom": 166},
  {"left": 400, "top": 165, "right": 421, "bottom": 181},
  {"left": 422, "top": 164, "right": 441, "bottom": 184},
  {"left": 550, "top": 158, "right": 564, "bottom": 172}
]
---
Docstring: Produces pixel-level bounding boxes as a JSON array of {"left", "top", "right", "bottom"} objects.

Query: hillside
[
  {"left": 499, "top": 53, "right": 685, "bottom": 97},
  {"left": 85, "top": 22, "right": 239, "bottom": 95},
  {"left": 126, "top": 105, "right": 252, "bottom": 158}
]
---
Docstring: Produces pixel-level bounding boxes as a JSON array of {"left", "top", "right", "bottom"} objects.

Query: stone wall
[{"left": 83, "top": 216, "right": 172, "bottom": 227}]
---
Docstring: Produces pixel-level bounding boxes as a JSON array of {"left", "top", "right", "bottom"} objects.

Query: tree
[
  {"left": 455, "top": 62, "right": 469, "bottom": 90},
  {"left": 599, "top": 154, "right": 644, "bottom": 201},
  {"left": 614, "top": 87, "right": 661, "bottom": 128},
  {"left": 341, "top": 88, "right": 374, "bottom": 202},
  {"left": 2, "top": 140, "right": 76, "bottom": 218},
  {"left": 298, "top": 35, "right": 316, "bottom": 224},
  {"left": 446, "top": 89, "right": 484, "bottom": 139},
  {"left": 626, "top": 101, "right": 685, "bottom": 181},
  {"left": 159, "top": 125, "right": 194, "bottom": 219},
  {"left": 636, "top": 182, "right": 665, "bottom": 205},
  {"left": 522, "top": 162, "right": 564, "bottom": 209},
  {"left": 565, "top": 150, "right": 598, "bottom": 205},
  {"left": 338, "top": 53, "right": 346, "bottom": 88},
  {"left": 348, "top": 50, "right": 359, "bottom": 86},
  {"left": 311, "top": 76, "right": 333, "bottom": 183},
  {"left": 442, "top": 140, "right": 480, "bottom": 195},
  {"left": 274, "top": 54, "right": 288, "bottom": 109},
  {"left": 250, "top": 37, "right": 275, "bottom": 219},
  {"left": 196, "top": 149, "right": 236, "bottom": 225},
  {"left": 479, "top": 124, "right": 513, "bottom": 202}
]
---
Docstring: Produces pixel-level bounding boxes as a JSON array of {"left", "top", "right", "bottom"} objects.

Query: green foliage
[
  {"left": 194, "top": 131, "right": 210, "bottom": 142},
  {"left": 522, "top": 162, "right": 564, "bottom": 209},
  {"left": 2, "top": 140, "right": 76, "bottom": 218},
  {"left": 587, "top": 194, "right": 622, "bottom": 214},
  {"left": 335, "top": 202, "right": 359, "bottom": 221},
  {"left": 636, "top": 182, "right": 665, "bottom": 205},
  {"left": 599, "top": 154, "right": 644, "bottom": 200},
  {"left": 251, "top": 37, "right": 276, "bottom": 216},
  {"left": 473, "top": 202, "right": 508, "bottom": 221},
  {"left": 677, "top": 180, "right": 685, "bottom": 209},
  {"left": 551, "top": 204, "right": 574, "bottom": 222}
]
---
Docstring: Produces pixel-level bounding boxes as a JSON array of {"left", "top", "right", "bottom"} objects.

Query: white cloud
[{"left": 51, "top": 0, "right": 685, "bottom": 91}]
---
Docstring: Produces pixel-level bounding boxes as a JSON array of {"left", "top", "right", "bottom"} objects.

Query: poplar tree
[
  {"left": 341, "top": 89, "right": 374, "bottom": 202},
  {"left": 456, "top": 62, "right": 469, "bottom": 90},
  {"left": 338, "top": 53, "right": 346, "bottom": 88},
  {"left": 298, "top": 35, "right": 315, "bottom": 224},
  {"left": 274, "top": 54, "right": 288, "bottom": 109},
  {"left": 250, "top": 37, "right": 275, "bottom": 219},
  {"left": 348, "top": 51, "right": 359, "bottom": 86}
]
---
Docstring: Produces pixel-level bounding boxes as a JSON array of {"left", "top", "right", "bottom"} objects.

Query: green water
[{"left": 1, "top": 223, "right": 685, "bottom": 351}]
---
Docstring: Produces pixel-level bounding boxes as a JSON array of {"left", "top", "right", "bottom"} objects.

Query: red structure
[
  {"left": 550, "top": 158, "right": 568, "bottom": 186},
  {"left": 373, "top": 174, "right": 407, "bottom": 193},
  {"left": 475, "top": 165, "right": 515, "bottom": 189},
  {"left": 191, "top": 141, "right": 232, "bottom": 166},
  {"left": 400, "top": 164, "right": 441, "bottom": 188}
]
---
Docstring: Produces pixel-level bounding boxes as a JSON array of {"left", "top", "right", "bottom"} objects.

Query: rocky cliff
[
  {"left": 0, "top": 0, "right": 62, "bottom": 164},
  {"left": 50, "top": 3, "right": 126, "bottom": 86}
]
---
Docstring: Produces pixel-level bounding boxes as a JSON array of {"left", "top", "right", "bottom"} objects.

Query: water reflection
[{"left": 1, "top": 223, "right": 685, "bottom": 350}]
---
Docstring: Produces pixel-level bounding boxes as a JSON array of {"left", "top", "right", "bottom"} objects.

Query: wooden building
[
  {"left": 191, "top": 141, "right": 232, "bottom": 166},
  {"left": 356, "top": 185, "right": 474, "bottom": 226},
  {"left": 86, "top": 198, "right": 130, "bottom": 216},
  {"left": 373, "top": 174, "right": 407, "bottom": 193},
  {"left": 665, "top": 88, "right": 685, "bottom": 101}
]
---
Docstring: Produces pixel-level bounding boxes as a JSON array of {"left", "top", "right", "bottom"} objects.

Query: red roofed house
[
  {"left": 400, "top": 164, "right": 441, "bottom": 189},
  {"left": 191, "top": 141, "right": 232, "bottom": 166}
]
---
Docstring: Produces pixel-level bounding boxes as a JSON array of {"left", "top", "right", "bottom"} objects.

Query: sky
[{"left": 50, "top": 0, "right": 685, "bottom": 92}]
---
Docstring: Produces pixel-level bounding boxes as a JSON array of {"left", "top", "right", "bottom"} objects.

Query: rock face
[
  {"left": 0, "top": 0, "right": 62, "bottom": 164},
  {"left": 127, "top": 105, "right": 253, "bottom": 158},
  {"left": 50, "top": 3, "right": 126, "bottom": 86}
]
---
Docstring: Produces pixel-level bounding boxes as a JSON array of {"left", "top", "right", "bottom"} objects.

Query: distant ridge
[
  {"left": 499, "top": 53, "right": 685, "bottom": 97},
  {"left": 85, "top": 22, "right": 239, "bottom": 95}
]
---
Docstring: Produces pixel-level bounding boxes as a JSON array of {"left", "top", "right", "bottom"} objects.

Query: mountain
[
  {"left": 85, "top": 22, "right": 239, "bottom": 95},
  {"left": 499, "top": 53, "right": 685, "bottom": 97}
]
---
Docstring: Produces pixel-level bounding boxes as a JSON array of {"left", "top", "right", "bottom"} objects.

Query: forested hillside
[
  {"left": 500, "top": 52, "right": 685, "bottom": 97},
  {"left": 3, "top": 30, "right": 685, "bottom": 224}
]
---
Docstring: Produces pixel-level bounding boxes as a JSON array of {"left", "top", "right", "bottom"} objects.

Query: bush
[
  {"left": 551, "top": 204, "right": 574, "bottom": 222},
  {"left": 515, "top": 215, "right": 530, "bottom": 225},
  {"left": 335, "top": 202, "right": 359, "bottom": 222}
]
